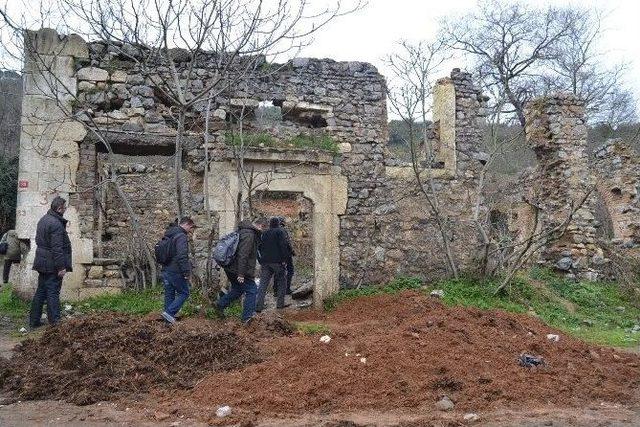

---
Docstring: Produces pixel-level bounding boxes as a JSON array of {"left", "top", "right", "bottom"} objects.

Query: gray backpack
[{"left": 213, "top": 231, "right": 240, "bottom": 267}]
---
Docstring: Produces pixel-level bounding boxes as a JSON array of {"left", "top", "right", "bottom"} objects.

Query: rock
[
  {"left": 110, "top": 70, "right": 128, "bottom": 83},
  {"left": 338, "top": 142, "right": 352, "bottom": 153},
  {"left": 212, "top": 108, "right": 226, "bottom": 120},
  {"left": 154, "top": 412, "right": 170, "bottom": 421},
  {"left": 87, "top": 265, "right": 103, "bottom": 279},
  {"left": 463, "top": 413, "right": 479, "bottom": 422},
  {"left": 582, "top": 319, "right": 594, "bottom": 327},
  {"left": 430, "top": 289, "right": 444, "bottom": 298},
  {"left": 589, "top": 349, "right": 600, "bottom": 360},
  {"left": 215, "top": 405, "right": 232, "bottom": 418},
  {"left": 631, "top": 325, "right": 640, "bottom": 334},
  {"left": 319, "top": 335, "right": 331, "bottom": 344},
  {"left": 122, "top": 119, "right": 144, "bottom": 132},
  {"left": 556, "top": 257, "right": 573, "bottom": 271},
  {"left": 291, "top": 281, "right": 313, "bottom": 300},
  {"left": 291, "top": 57, "right": 309, "bottom": 68},
  {"left": 435, "top": 396, "right": 454, "bottom": 411},
  {"left": 546, "top": 334, "right": 560, "bottom": 342},
  {"left": 77, "top": 67, "right": 109, "bottom": 81}
]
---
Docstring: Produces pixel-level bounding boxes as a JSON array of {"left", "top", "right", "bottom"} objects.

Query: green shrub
[{"left": 297, "top": 322, "right": 331, "bottom": 335}]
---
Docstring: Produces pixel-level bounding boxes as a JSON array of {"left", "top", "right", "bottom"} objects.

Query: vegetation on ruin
[{"left": 225, "top": 131, "right": 339, "bottom": 154}]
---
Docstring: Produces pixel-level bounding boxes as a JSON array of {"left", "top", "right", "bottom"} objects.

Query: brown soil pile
[
  {"left": 0, "top": 314, "right": 261, "bottom": 405},
  {"left": 160, "top": 291, "right": 640, "bottom": 423}
]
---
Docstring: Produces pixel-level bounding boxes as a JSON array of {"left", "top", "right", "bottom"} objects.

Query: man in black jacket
[
  {"left": 160, "top": 217, "right": 197, "bottom": 324},
  {"left": 29, "top": 196, "right": 72, "bottom": 328},
  {"left": 256, "top": 216, "right": 292, "bottom": 312},
  {"left": 216, "top": 218, "right": 267, "bottom": 323}
]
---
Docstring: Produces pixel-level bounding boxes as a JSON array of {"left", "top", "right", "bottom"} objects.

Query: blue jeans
[
  {"left": 162, "top": 271, "right": 190, "bottom": 317},
  {"left": 217, "top": 270, "right": 257, "bottom": 322},
  {"left": 29, "top": 272, "right": 62, "bottom": 327}
]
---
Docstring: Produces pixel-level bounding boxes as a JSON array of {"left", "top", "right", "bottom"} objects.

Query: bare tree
[
  {"left": 385, "top": 40, "right": 460, "bottom": 279},
  {"left": 441, "top": 0, "right": 579, "bottom": 127}
]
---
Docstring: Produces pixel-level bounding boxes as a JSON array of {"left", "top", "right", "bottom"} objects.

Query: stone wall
[{"left": 522, "top": 94, "right": 602, "bottom": 280}]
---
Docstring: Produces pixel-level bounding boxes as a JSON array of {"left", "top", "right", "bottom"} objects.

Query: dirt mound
[
  {"left": 1, "top": 314, "right": 260, "bottom": 405},
  {"left": 161, "top": 291, "right": 640, "bottom": 423}
]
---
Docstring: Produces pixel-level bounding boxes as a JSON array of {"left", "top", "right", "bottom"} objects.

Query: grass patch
[
  {"left": 0, "top": 285, "right": 30, "bottom": 320},
  {"left": 297, "top": 322, "right": 331, "bottom": 335},
  {"left": 323, "top": 272, "right": 639, "bottom": 348},
  {"left": 225, "top": 131, "right": 338, "bottom": 154}
]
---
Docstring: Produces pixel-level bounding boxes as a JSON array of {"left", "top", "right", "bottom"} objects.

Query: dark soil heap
[
  {"left": 0, "top": 314, "right": 261, "bottom": 405},
  {"left": 162, "top": 291, "right": 640, "bottom": 423}
]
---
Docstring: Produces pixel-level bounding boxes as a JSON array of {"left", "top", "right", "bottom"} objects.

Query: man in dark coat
[
  {"left": 256, "top": 216, "right": 292, "bottom": 312},
  {"left": 29, "top": 196, "right": 72, "bottom": 328},
  {"left": 160, "top": 217, "right": 197, "bottom": 324},
  {"left": 216, "top": 218, "right": 267, "bottom": 323},
  {"left": 278, "top": 216, "right": 295, "bottom": 295}
]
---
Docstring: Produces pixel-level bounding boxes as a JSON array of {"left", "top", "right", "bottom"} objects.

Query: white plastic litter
[
  {"left": 360, "top": 357, "right": 367, "bottom": 364},
  {"left": 546, "top": 334, "right": 560, "bottom": 342},
  {"left": 319, "top": 335, "right": 331, "bottom": 343},
  {"left": 64, "top": 304, "right": 73, "bottom": 311},
  {"left": 430, "top": 289, "right": 444, "bottom": 298},
  {"left": 216, "top": 405, "right": 232, "bottom": 418},
  {"left": 463, "top": 413, "right": 479, "bottom": 422},
  {"left": 19, "top": 327, "right": 27, "bottom": 333}
]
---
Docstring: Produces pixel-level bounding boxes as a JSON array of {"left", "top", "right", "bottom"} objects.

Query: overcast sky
[{"left": 299, "top": 0, "right": 640, "bottom": 111}]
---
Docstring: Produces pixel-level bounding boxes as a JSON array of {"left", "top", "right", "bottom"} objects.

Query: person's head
[
  {"left": 178, "top": 216, "right": 197, "bottom": 233},
  {"left": 277, "top": 216, "right": 286, "bottom": 227},
  {"left": 269, "top": 216, "right": 281, "bottom": 229},
  {"left": 253, "top": 217, "right": 269, "bottom": 231},
  {"left": 51, "top": 196, "right": 67, "bottom": 215}
]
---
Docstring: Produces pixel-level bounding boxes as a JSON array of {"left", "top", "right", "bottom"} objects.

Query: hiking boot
[
  {"left": 242, "top": 316, "right": 254, "bottom": 326},
  {"left": 161, "top": 311, "right": 176, "bottom": 325}
]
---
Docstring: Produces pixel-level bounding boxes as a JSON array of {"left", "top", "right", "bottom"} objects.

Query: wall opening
[{"left": 251, "top": 190, "right": 315, "bottom": 308}]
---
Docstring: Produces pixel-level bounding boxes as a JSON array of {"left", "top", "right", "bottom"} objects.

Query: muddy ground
[{"left": 1, "top": 291, "right": 639, "bottom": 426}]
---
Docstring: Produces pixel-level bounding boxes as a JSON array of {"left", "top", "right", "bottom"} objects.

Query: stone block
[
  {"left": 25, "top": 29, "right": 88, "bottom": 58},
  {"left": 110, "top": 70, "right": 128, "bottom": 83},
  {"left": 87, "top": 265, "right": 103, "bottom": 279},
  {"left": 77, "top": 67, "right": 109, "bottom": 82}
]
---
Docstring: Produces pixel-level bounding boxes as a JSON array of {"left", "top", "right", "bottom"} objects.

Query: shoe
[
  {"left": 242, "top": 316, "right": 254, "bottom": 326},
  {"left": 276, "top": 303, "right": 291, "bottom": 309},
  {"left": 161, "top": 311, "right": 176, "bottom": 324}
]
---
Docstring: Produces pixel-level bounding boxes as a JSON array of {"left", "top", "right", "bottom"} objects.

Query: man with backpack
[
  {"left": 157, "top": 217, "right": 197, "bottom": 325},
  {"left": 256, "top": 216, "right": 293, "bottom": 312},
  {"left": 215, "top": 217, "right": 267, "bottom": 324}
]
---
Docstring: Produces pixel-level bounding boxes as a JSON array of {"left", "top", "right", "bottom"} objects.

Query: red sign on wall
[{"left": 18, "top": 180, "right": 29, "bottom": 189}]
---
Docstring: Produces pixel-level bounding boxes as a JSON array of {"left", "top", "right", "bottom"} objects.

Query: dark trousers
[
  {"left": 257, "top": 262, "right": 286, "bottom": 311},
  {"left": 3, "top": 259, "right": 18, "bottom": 284},
  {"left": 29, "top": 272, "right": 63, "bottom": 327},
  {"left": 217, "top": 270, "right": 257, "bottom": 322},
  {"left": 162, "top": 271, "right": 190, "bottom": 317},
  {"left": 285, "top": 257, "right": 294, "bottom": 294}
]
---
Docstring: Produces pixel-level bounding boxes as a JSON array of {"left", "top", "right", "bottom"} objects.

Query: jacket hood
[{"left": 164, "top": 225, "right": 186, "bottom": 238}]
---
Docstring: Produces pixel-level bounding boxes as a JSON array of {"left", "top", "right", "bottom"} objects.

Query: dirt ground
[{"left": 1, "top": 291, "right": 639, "bottom": 426}]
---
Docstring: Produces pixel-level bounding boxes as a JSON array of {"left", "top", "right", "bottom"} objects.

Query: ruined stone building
[{"left": 12, "top": 29, "right": 640, "bottom": 305}]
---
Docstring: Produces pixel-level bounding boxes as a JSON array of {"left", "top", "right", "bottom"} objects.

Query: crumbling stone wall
[
  {"left": 593, "top": 140, "right": 640, "bottom": 246},
  {"left": 340, "top": 69, "right": 489, "bottom": 285},
  {"left": 523, "top": 94, "right": 603, "bottom": 279}
]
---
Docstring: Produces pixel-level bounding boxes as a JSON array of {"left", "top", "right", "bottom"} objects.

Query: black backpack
[{"left": 154, "top": 234, "right": 176, "bottom": 265}]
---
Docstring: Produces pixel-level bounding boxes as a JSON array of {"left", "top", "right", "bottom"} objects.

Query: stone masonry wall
[{"left": 523, "top": 94, "right": 603, "bottom": 280}]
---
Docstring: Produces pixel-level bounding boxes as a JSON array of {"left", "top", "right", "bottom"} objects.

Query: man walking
[
  {"left": 256, "top": 217, "right": 292, "bottom": 312},
  {"left": 29, "top": 196, "right": 72, "bottom": 328},
  {"left": 279, "top": 217, "right": 295, "bottom": 295},
  {"left": 160, "top": 217, "right": 197, "bottom": 325},
  {"left": 216, "top": 218, "right": 267, "bottom": 323},
  {"left": 1, "top": 230, "right": 23, "bottom": 284}
]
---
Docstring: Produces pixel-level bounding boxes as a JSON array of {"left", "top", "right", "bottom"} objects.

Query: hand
[
  {"left": 58, "top": 269, "right": 67, "bottom": 278},
  {"left": 237, "top": 276, "right": 245, "bottom": 283}
]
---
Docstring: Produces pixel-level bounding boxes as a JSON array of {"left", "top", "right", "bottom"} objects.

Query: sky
[{"left": 298, "top": 0, "right": 640, "bottom": 112}]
